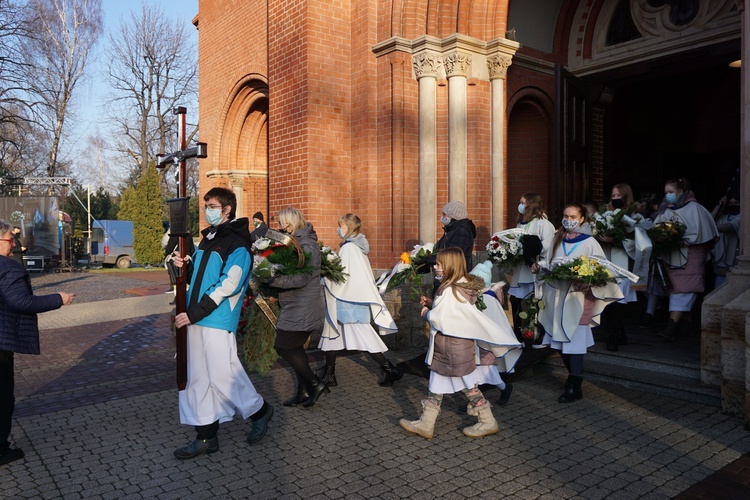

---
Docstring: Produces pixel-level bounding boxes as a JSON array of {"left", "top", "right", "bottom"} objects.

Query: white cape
[
  {"left": 655, "top": 201, "right": 718, "bottom": 268},
  {"left": 538, "top": 236, "right": 623, "bottom": 342},
  {"left": 425, "top": 283, "right": 522, "bottom": 371},
  {"left": 322, "top": 241, "right": 397, "bottom": 339}
]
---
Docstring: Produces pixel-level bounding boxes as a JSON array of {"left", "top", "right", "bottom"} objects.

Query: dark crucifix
[{"left": 156, "top": 107, "right": 207, "bottom": 390}]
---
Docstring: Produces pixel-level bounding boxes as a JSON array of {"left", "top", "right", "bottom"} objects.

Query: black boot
[
  {"left": 658, "top": 319, "right": 678, "bottom": 342},
  {"left": 618, "top": 330, "right": 629, "bottom": 346},
  {"left": 302, "top": 377, "right": 330, "bottom": 408},
  {"left": 558, "top": 375, "right": 583, "bottom": 403},
  {"left": 317, "top": 364, "right": 337, "bottom": 387},
  {"left": 378, "top": 360, "right": 403, "bottom": 387},
  {"left": 605, "top": 329, "right": 619, "bottom": 352},
  {"left": 283, "top": 384, "right": 310, "bottom": 407}
]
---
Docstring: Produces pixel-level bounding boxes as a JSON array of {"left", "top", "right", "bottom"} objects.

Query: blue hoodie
[{"left": 185, "top": 217, "right": 252, "bottom": 333}]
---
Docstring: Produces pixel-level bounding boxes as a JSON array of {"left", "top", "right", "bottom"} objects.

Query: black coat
[{"left": 0, "top": 256, "right": 63, "bottom": 354}]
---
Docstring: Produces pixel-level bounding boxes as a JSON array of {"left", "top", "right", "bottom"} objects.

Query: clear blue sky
[{"left": 73, "top": 0, "right": 198, "bottom": 174}]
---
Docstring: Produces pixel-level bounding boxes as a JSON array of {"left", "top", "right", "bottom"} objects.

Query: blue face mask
[
  {"left": 665, "top": 193, "right": 678, "bottom": 204},
  {"left": 518, "top": 203, "right": 526, "bottom": 215},
  {"left": 205, "top": 208, "right": 224, "bottom": 226},
  {"left": 440, "top": 216, "right": 451, "bottom": 226}
]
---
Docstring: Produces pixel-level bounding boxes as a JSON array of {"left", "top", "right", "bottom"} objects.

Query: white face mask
[
  {"left": 440, "top": 216, "right": 451, "bottom": 226},
  {"left": 205, "top": 208, "right": 224, "bottom": 226},
  {"left": 518, "top": 203, "right": 526, "bottom": 215},
  {"left": 561, "top": 219, "right": 580, "bottom": 231},
  {"left": 337, "top": 227, "right": 346, "bottom": 239}
]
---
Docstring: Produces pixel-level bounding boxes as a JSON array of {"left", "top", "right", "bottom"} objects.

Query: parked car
[{"left": 90, "top": 220, "right": 135, "bottom": 269}]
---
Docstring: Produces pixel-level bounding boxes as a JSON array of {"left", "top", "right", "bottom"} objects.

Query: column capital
[
  {"left": 412, "top": 52, "right": 442, "bottom": 79},
  {"left": 487, "top": 54, "right": 513, "bottom": 80},
  {"left": 443, "top": 51, "right": 472, "bottom": 78}
]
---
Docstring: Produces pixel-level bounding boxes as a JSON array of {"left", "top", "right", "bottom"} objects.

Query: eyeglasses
[{"left": 203, "top": 204, "right": 223, "bottom": 210}]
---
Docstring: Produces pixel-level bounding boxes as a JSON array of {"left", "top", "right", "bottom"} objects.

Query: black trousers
[{"left": 0, "top": 350, "right": 15, "bottom": 450}]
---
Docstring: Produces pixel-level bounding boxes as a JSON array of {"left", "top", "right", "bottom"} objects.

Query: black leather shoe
[
  {"left": 283, "top": 385, "right": 310, "bottom": 407},
  {"left": 497, "top": 383, "right": 513, "bottom": 406},
  {"left": 558, "top": 375, "right": 583, "bottom": 403},
  {"left": 247, "top": 405, "right": 274, "bottom": 444},
  {"left": 302, "top": 378, "right": 330, "bottom": 408},
  {"left": 317, "top": 364, "right": 337, "bottom": 387},
  {"left": 173, "top": 437, "right": 219, "bottom": 460},
  {"left": 0, "top": 447, "right": 24, "bottom": 466},
  {"left": 378, "top": 360, "right": 403, "bottom": 387}
]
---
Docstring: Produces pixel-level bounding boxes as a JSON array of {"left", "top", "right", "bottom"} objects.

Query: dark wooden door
[{"left": 555, "top": 65, "right": 592, "bottom": 218}]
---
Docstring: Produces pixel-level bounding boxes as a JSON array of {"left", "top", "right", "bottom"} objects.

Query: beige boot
[
  {"left": 399, "top": 400, "right": 440, "bottom": 439},
  {"left": 463, "top": 402, "right": 499, "bottom": 438}
]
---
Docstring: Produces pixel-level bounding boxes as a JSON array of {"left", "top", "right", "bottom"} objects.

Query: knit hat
[
  {"left": 470, "top": 260, "right": 493, "bottom": 288},
  {"left": 442, "top": 201, "right": 467, "bottom": 220},
  {"left": 252, "top": 212, "right": 264, "bottom": 221}
]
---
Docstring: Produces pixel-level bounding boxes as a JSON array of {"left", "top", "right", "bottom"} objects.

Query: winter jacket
[
  {"left": 0, "top": 256, "right": 63, "bottom": 354},
  {"left": 269, "top": 222, "right": 325, "bottom": 332},
  {"left": 424, "top": 218, "right": 477, "bottom": 273},
  {"left": 185, "top": 218, "right": 253, "bottom": 333}
]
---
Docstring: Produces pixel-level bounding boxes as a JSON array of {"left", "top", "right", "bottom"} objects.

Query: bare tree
[
  {"left": 0, "top": 0, "right": 34, "bottom": 152},
  {"left": 21, "top": 0, "right": 103, "bottom": 179},
  {"left": 104, "top": 3, "right": 197, "bottom": 178}
]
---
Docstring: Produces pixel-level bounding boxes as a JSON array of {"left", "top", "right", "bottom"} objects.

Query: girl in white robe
[
  {"left": 537, "top": 203, "right": 623, "bottom": 403},
  {"left": 400, "top": 248, "right": 522, "bottom": 439},
  {"left": 651, "top": 178, "right": 718, "bottom": 341},
  {"left": 508, "top": 193, "right": 555, "bottom": 344},
  {"left": 318, "top": 214, "right": 401, "bottom": 387}
]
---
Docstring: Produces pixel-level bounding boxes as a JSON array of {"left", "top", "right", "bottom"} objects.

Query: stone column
[
  {"left": 413, "top": 52, "right": 441, "bottom": 244},
  {"left": 444, "top": 51, "right": 471, "bottom": 204},
  {"left": 228, "top": 174, "right": 247, "bottom": 218},
  {"left": 487, "top": 53, "right": 512, "bottom": 233}
]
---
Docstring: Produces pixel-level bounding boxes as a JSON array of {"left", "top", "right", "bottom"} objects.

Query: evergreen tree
[{"left": 118, "top": 166, "right": 164, "bottom": 264}]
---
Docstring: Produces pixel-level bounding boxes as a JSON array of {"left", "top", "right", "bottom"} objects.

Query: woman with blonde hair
[
  {"left": 400, "top": 247, "right": 521, "bottom": 439},
  {"left": 267, "top": 207, "right": 327, "bottom": 408},
  {"left": 318, "top": 214, "right": 401, "bottom": 387}
]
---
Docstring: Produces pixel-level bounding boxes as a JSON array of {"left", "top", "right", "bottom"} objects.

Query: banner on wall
[{"left": 0, "top": 197, "right": 60, "bottom": 257}]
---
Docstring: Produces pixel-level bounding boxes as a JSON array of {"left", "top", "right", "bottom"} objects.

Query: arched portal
[{"left": 209, "top": 76, "right": 269, "bottom": 219}]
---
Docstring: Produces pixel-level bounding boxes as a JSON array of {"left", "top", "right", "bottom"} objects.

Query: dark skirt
[{"left": 274, "top": 328, "right": 313, "bottom": 350}]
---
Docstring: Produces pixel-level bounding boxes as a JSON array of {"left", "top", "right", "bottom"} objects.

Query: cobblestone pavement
[{"left": 1, "top": 271, "right": 750, "bottom": 498}]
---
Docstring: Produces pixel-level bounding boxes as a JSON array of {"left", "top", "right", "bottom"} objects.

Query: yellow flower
[{"left": 400, "top": 252, "right": 411, "bottom": 265}]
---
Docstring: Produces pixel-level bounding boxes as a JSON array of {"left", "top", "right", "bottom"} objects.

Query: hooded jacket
[
  {"left": 269, "top": 222, "right": 325, "bottom": 333},
  {"left": 185, "top": 217, "right": 253, "bottom": 333},
  {"left": 0, "top": 256, "right": 63, "bottom": 354}
]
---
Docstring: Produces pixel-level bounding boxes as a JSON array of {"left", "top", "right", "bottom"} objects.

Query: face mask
[
  {"left": 205, "top": 208, "right": 224, "bottom": 227},
  {"left": 337, "top": 227, "right": 346, "bottom": 239},
  {"left": 434, "top": 274, "right": 444, "bottom": 281},
  {"left": 665, "top": 193, "right": 678, "bottom": 204},
  {"left": 518, "top": 203, "right": 526, "bottom": 215},
  {"left": 562, "top": 219, "right": 580, "bottom": 231},
  {"left": 611, "top": 199, "right": 624, "bottom": 209},
  {"left": 727, "top": 206, "right": 740, "bottom": 216},
  {"left": 440, "top": 216, "right": 451, "bottom": 226},
  {"left": 253, "top": 221, "right": 261, "bottom": 228}
]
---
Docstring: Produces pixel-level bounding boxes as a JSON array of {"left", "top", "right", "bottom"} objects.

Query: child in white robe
[{"left": 400, "top": 248, "right": 521, "bottom": 439}]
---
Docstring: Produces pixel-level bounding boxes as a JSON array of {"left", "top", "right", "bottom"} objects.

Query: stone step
[{"left": 539, "top": 353, "right": 721, "bottom": 407}]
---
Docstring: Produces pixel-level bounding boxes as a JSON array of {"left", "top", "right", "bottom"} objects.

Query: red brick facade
[{"left": 197, "top": 0, "right": 720, "bottom": 268}]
